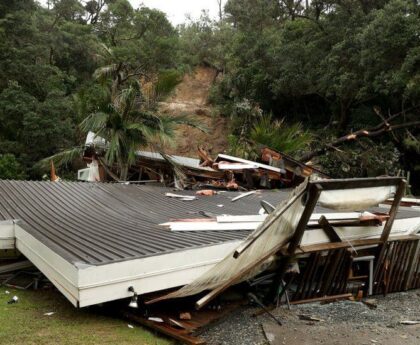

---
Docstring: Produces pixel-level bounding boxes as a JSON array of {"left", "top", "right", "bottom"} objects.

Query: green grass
[{"left": 0, "top": 287, "right": 173, "bottom": 345}]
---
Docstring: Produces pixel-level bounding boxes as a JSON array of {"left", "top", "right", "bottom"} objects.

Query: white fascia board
[
  {"left": 14, "top": 225, "right": 79, "bottom": 307},
  {"left": 216, "top": 154, "right": 286, "bottom": 174},
  {"left": 310, "top": 212, "right": 362, "bottom": 220},
  {"left": 300, "top": 217, "right": 420, "bottom": 246},
  {"left": 0, "top": 220, "right": 16, "bottom": 250},
  {"left": 77, "top": 240, "right": 241, "bottom": 307},
  {"left": 169, "top": 212, "right": 370, "bottom": 231},
  {"left": 0, "top": 239, "right": 15, "bottom": 250},
  {"left": 13, "top": 223, "right": 243, "bottom": 308}
]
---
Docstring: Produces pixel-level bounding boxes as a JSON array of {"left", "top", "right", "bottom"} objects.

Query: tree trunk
[
  {"left": 338, "top": 100, "right": 349, "bottom": 134},
  {"left": 217, "top": 0, "right": 223, "bottom": 21},
  {"left": 120, "top": 163, "right": 129, "bottom": 181}
]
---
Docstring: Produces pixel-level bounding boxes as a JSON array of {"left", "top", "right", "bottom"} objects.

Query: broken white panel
[
  {"left": 85, "top": 131, "right": 107, "bottom": 148},
  {"left": 87, "top": 160, "right": 100, "bottom": 182},
  {"left": 217, "top": 212, "right": 363, "bottom": 224},
  {"left": 154, "top": 180, "right": 308, "bottom": 301},
  {"left": 217, "top": 215, "right": 267, "bottom": 223},
  {"left": 169, "top": 222, "right": 260, "bottom": 231},
  {"left": 300, "top": 217, "right": 420, "bottom": 246},
  {"left": 137, "top": 151, "right": 215, "bottom": 172},
  {"left": 218, "top": 163, "right": 259, "bottom": 170},
  {"left": 165, "top": 193, "right": 196, "bottom": 200},
  {"left": 231, "top": 191, "right": 257, "bottom": 202},
  {"left": 168, "top": 212, "right": 375, "bottom": 231},
  {"left": 77, "top": 168, "right": 90, "bottom": 181},
  {"left": 216, "top": 153, "right": 286, "bottom": 174},
  {"left": 318, "top": 186, "right": 396, "bottom": 211}
]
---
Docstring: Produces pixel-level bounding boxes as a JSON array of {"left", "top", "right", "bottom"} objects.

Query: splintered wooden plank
[
  {"left": 123, "top": 312, "right": 206, "bottom": 345},
  {"left": 290, "top": 293, "right": 353, "bottom": 305},
  {"left": 318, "top": 216, "right": 342, "bottom": 242},
  {"left": 404, "top": 240, "right": 420, "bottom": 290}
]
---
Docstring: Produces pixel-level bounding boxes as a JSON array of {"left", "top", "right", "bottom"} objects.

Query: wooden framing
[
  {"left": 374, "top": 179, "right": 407, "bottom": 281},
  {"left": 194, "top": 177, "right": 406, "bottom": 307},
  {"left": 271, "top": 178, "right": 403, "bottom": 301},
  {"left": 318, "top": 216, "right": 342, "bottom": 242}
]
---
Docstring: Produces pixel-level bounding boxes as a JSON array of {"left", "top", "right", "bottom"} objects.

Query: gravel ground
[{"left": 201, "top": 289, "right": 420, "bottom": 345}]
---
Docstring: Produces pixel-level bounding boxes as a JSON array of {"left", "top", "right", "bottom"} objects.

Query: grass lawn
[{"left": 0, "top": 287, "right": 173, "bottom": 345}]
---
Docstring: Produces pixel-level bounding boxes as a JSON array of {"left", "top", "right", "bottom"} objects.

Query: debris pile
[
  {"left": 0, "top": 176, "right": 419, "bottom": 345},
  {"left": 80, "top": 139, "right": 326, "bottom": 190}
]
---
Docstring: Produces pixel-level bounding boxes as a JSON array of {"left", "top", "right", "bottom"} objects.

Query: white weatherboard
[{"left": 3, "top": 216, "right": 420, "bottom": 308}]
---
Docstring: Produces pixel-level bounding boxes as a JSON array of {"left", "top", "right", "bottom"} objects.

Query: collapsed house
[
  {"left": 79, "top": 132, "right": 325, "bottom": 189},
  {"left": 0, "top": 177, "right": 420, "bottom": 343}
]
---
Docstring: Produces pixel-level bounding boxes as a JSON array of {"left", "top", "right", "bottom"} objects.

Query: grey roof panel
[
  {"left": 0, "top": 181, "right": 285, "bottom": 266},
  {"left": 0, "top": 181, "right": 418, "bottom": 267}
]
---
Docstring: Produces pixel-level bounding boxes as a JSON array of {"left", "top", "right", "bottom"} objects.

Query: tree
[
  {"left": 0, "top": 154, "right": 26, "bottom": 180},
  {"left": 80, "top": 80, "right": 202, "bottom": 181}
]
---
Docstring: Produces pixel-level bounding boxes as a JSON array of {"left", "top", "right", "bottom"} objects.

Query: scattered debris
[
  {"left": 400, "top": 320, "right": 420, "bottom": 325},
  {"left": 195, "top": 189, "right": 217, "bottom": 196},
  {"left": 363, "top": 299, "right": 378, "bottom": 309},
  {"left": 179, "top": 312, "right": 192, "bottom": 320},
  {"left": 165, "top": 193, "right": 196, "bottom": 201},
  {"left": 0, "top": 260, "right": 33, "bottom": 274},
  {"left": 127, "top": 324, "right": 134, "bottom": 329},
  {"left": 298, "top": 314, "right": 324, "bottom": 322},
  {"left": 248, "top": 293, "right": 282, "bottom": 326},
  {"left": 44, "top": 312, "right": 55, "bottom": 316},
  {"left": 7, "top": 296, "right": 18, "bottom": 304},
  {"left": 290, "top": 294, "right": 353, "bottom": 306},
  {"left": 231, "top": 190, "right": 257, "bottom": 202},
  {"left": 1, "top": 175, "right": 420, "bottom": 345}
]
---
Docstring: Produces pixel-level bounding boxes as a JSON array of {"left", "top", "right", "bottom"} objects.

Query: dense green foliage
[
  {"left": 0, "top": 0, "right": 180, "bottom": 179},
  {"left": 0, "top": 154, "right": 26, "bottom": 180},
  {"left": 181, "top": 0, "right": 420, "bottom": 192},
  {"left": 1, "top": 0, "right": 419, "bottom": 190}
]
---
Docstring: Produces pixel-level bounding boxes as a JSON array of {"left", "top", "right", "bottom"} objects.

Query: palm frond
[
  {"left": 126, "top": 122, "right": 156, "bottom": 140},
  {"left": 99, "top": 43, "right": 113, "bottom": 58},
  {"left": 149, "top": 145, "right": 187, "bottom": 187},
  {"left": 113, "top": 85, "right": 142, "bottom": 114},
  {"left": 250, "top": 114, "right": 313, "bottom": 154},
  {"left": 93, "top": 64, "right": 119, "bottom": 82},
  {"left": 80, "top": 112, "right": 109, "bottom": 133},
  {"left": 37, "top": 146, "right": 85, "bottom": 170},
  {"left": 162, "top": 114, "right": 209, "bottom": 133}
]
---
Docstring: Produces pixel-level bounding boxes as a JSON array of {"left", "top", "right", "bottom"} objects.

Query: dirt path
[{"left": 159, "top": 66, "right": 230, "bottom": 157}]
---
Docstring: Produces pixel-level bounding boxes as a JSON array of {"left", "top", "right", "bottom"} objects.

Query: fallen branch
[{"left": 300, "top": 107, "right": 420, "bottom": 162}]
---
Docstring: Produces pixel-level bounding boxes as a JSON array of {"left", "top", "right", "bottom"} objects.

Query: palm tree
[
  {"left": 80, "top": 81, "right": 199, "bottom": 181},
  {"left": 250, "top": 114, "right": 313, "bottom": 155},
  {"left": 43, "top": 44, "right": 204, "bottom": 181}
]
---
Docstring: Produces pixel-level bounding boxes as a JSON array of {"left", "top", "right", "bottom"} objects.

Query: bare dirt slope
[{"left": 159, "top": 66, "right": 230, "bottom": 157}]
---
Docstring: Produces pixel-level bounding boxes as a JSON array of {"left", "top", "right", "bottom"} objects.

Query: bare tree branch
[{"left": 300, "top": 106, "right": 420, "bottom": 162}]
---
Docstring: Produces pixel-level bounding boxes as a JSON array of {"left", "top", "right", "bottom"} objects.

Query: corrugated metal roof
[
  {"left": 0, "top": 181, "right": 418, "bottom": 267},
  {"left": 136, "top": 151, "right": 214, "bottom": 171},
  {"left": 0, "top": 181, "right": 286, "bottom": 266}
]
